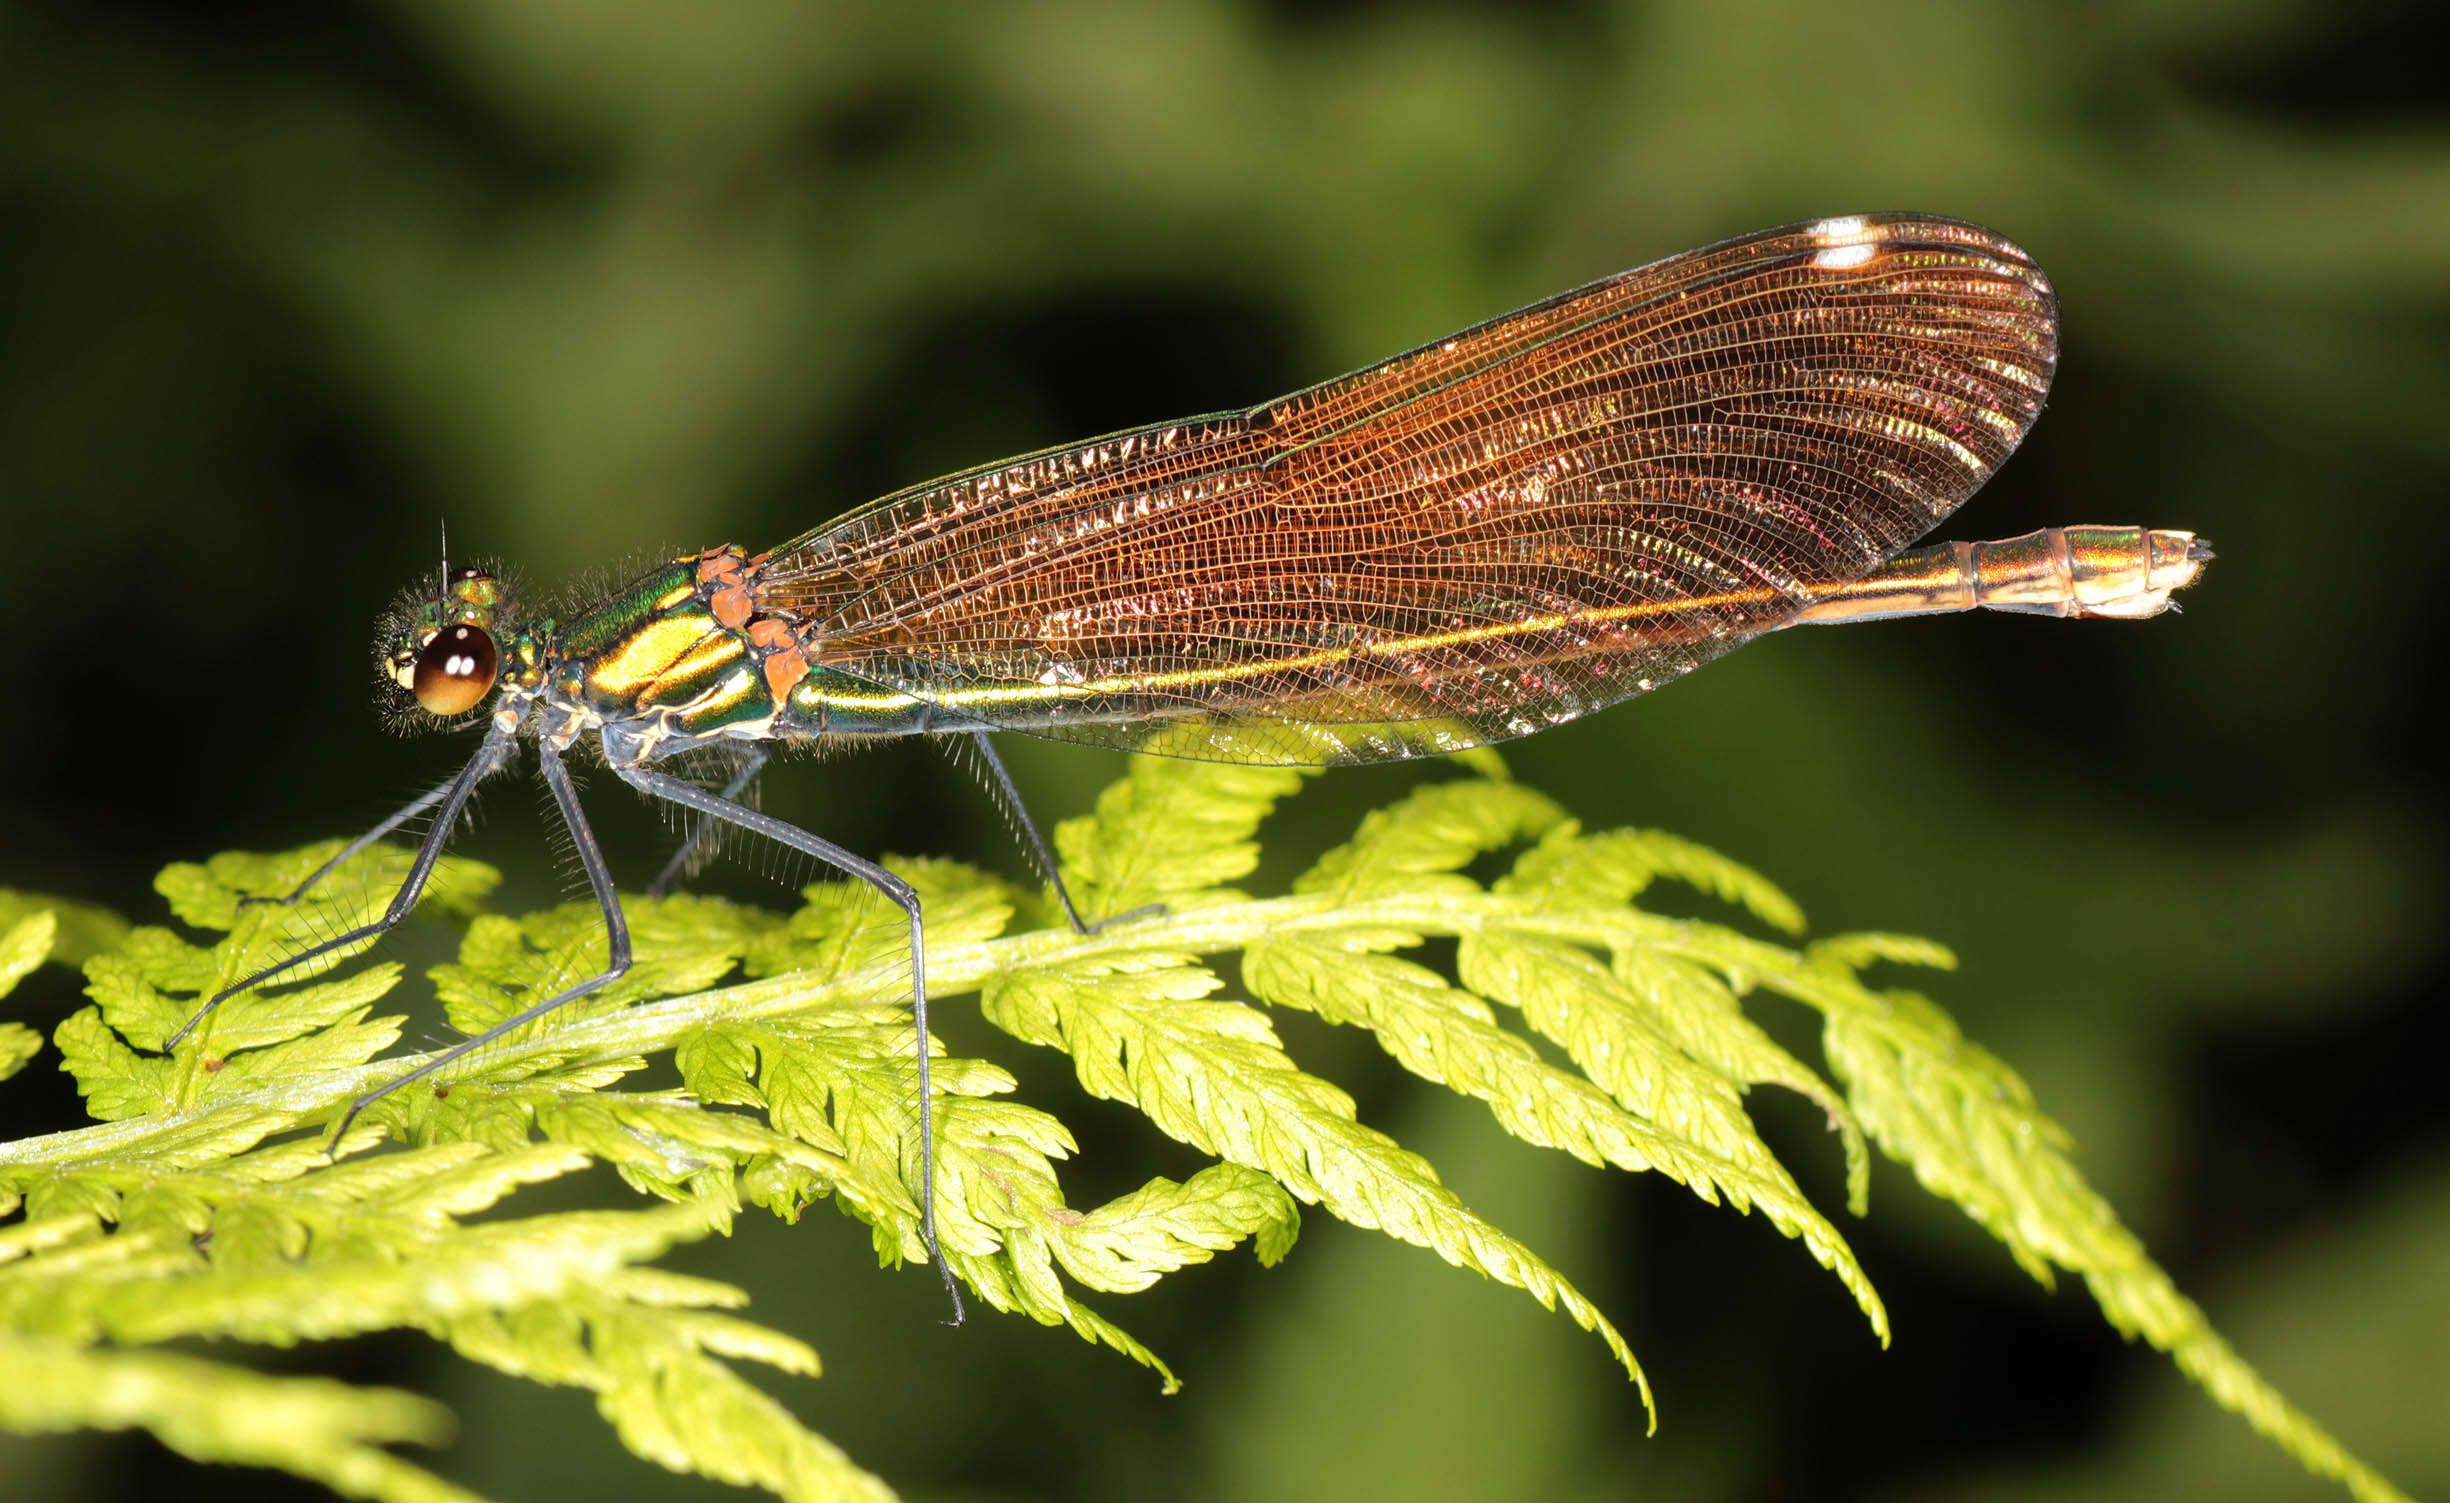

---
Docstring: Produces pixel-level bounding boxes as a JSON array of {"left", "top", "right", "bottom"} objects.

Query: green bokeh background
[{"left": 3, "top": 1, "right": 2446, "bottom": 1499}]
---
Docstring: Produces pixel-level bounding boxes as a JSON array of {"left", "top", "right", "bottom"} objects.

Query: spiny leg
[
  {"left": 966, "top": 732, "right": 1163, "bottom": 936},
  {"left": 242, "top": 775, "right": 459, "bottom": 910},
  {"left": 618, "top": 762, "right": 966, "bottom": 1325},
  {"left": 168, "top": 725, "right": 518, "bottom": 1051},
  {"left": 331, "top": 740, "right": 633, "bottom": 1142},
  {"left": 645, "top": 746, "right": 771, "bottom": 899}
]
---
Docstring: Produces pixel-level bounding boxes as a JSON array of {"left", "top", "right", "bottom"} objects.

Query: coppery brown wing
[{"left": 755, "top": 213, "right": 2058, "bottom": 764}]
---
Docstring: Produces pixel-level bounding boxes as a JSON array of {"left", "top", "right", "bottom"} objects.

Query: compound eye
[{"left": 411, "top": 624, "right": 498, "bottom": 715}]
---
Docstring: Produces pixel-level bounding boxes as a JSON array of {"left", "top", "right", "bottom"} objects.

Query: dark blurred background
[{"left": 3, "top": 1, "right": 2446, "bottom": 1499}]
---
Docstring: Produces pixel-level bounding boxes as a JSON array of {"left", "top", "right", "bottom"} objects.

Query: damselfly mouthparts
[{"left": 170, "top": 212, "right": 2208, "bottom": 1319}]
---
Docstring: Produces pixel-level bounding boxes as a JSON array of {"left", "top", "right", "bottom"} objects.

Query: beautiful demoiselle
[{"left": 169, "top": 212, "right": 2208, "bottom": 1315}]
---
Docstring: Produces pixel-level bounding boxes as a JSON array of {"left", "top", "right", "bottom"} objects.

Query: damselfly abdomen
[{"left": 171, "top": 212, "right": 2208, "bottom": 1317}]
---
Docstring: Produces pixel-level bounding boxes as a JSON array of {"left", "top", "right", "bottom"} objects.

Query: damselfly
[{"left": 171, "top": 212, "right": 2208, "bottom": 1318}]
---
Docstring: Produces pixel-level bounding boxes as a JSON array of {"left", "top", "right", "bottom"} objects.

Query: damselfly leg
[
  {"left": 646, "top": 746, "right": 772, "bottom": 899},
  {"left": 614, "top": 762, "right": 965, "bottom": 1322},
  {"left": 327, "top": 740, "right": 634, "bottom": 1141},
  {"left": 237, "top": 776, "right": 461, "bottom": 912},
  {"left": 965, "top": 732, "right": 1165, "bottom": 937},
  {"left": 165, "top": 726, "right": 518, "bottom": 1050}
]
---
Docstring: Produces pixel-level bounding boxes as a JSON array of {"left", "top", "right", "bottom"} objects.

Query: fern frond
[
  {"left": 1, "top": 913, "right": 53, "bottom": 1084},
  {"left": 0, "top": 764, "right": 2408, "bottom": 1503},
  {"left": 0, "top": 889, "right": 129, "bottom": 970},
  {"left": 0, "top": 1331, "right": 470, "bottom": 1503},
  {"left": 1815, "top": 974, "right": 2407, "bottom": 1503}
]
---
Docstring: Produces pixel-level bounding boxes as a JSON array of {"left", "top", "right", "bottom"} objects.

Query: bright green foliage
[
  {"left": 0, "top": 768, "right": 2408, "bottom": 1503},
  {"left": 0, "top": 889, "right": 129, "bottom": 971}
]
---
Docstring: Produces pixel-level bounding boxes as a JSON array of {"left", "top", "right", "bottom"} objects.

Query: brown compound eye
[{"left": 411, "top": 624, "right": 498, "bottom": 715}]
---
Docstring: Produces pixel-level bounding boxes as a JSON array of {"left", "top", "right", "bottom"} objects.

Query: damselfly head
[{"left": 376, "top": 563, "right": 525, "bottom": 726}]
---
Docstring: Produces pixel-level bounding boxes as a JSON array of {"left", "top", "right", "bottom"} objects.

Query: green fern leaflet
[{"left": 0, "top": 764, "right": 2409, "bottom": 1502}]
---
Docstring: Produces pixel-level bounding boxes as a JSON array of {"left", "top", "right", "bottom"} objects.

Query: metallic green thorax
[
  {"left": 534, "top": 555, "right": 944, "bottom": 744},
  {"left": 549, "top": 562, "right": 694, "bottom": 668},
  {"left": 547, "top": 561, "right": 776, "bottom": 736}
]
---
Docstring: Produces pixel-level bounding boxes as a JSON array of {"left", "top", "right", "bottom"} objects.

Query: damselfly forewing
[{"left": 170, "top": 212, "right": 2209, "bottom": 1319}]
